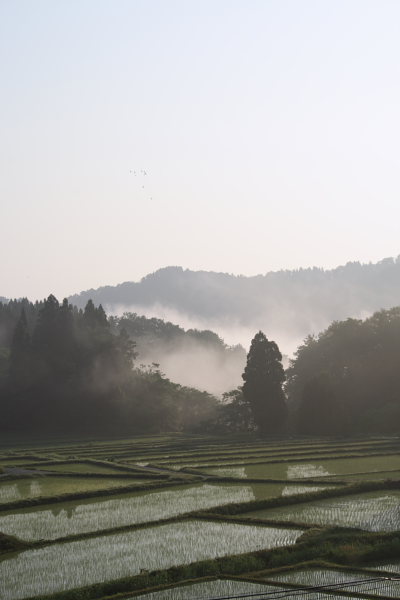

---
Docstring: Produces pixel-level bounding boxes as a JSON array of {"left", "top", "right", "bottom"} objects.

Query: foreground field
[{"left": 0, "top": 433, "right": 399, "bottom": 600}]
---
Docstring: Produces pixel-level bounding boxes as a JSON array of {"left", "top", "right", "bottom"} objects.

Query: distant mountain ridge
[{"left": 69, "top": 259, "right": 400, "bottom": 350}]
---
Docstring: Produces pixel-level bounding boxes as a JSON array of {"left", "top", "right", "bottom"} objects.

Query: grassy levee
[
  {"left": 193, "top": 479, "right": 400, "bottom": 517},
  {"left": 173, "top": 450, "right": 400, "bottom": 469},
  {"left": 0, "top": 478, "right": 195, "bottom": 513},
  {"left": 0, "top": 455, "right": 52, "bottom": 463},
  {"left": 2, "top": 435, "right": 397, "bottom": 464},
  {"left": 14, "top": 469, "right": 171, "bottom": 480},
  {"left": 191, "top": 513, "right": 324, "bottom": 530},
  {"left": 154, "top": 444, "right": 400, "bottom": 465},
  {"left": 68, "top": 439, "right": 398, "bottom": 464},
  {"left": 13, "top": 471, "right": 167, "bottom": 480},
  {"left": 0, "top": 531, "right": 31, "bottom": 554},
  {"left": 19, "top": 527, "right": 400, "bottom": 600},
  {"left": 21, "top": 458, "right": 168, "bottom": 475},
  {"left": 180, "top": 470, "right": 344, "bottom": 485},
  {"left": 119, "top": 444, "right": 400, "bottom": 465},
  {"left": 244, "top": 558, "right": 400, "bottom": 579}
]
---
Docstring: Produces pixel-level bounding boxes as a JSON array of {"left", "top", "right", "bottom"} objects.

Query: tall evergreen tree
[
  {"left": 32, "top": 294, "right": 60, "bottom": 364},
  {"left": 9, "top": 308, "right": 31, "bottom": 385},
  {"left": 242, "top": 331, "right": 287, "bottom": 434}
]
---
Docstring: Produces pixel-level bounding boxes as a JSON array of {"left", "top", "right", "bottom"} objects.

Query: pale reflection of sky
[{"left": 287, "top": 464, "right": 331, "bottom": 479}]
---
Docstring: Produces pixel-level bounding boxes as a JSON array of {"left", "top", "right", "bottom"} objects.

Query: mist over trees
[
  {"left": 0, "top": 297, "right": 218, "bottom": 435},
  {"left": 109, "top": 312, "right": 246, "bottom": 395},
  {"left": 68, "top": 257, "right": 400, "bottom": 352},
  {"left": 1, "top": 296, "right": 400, "bottom": 437}
]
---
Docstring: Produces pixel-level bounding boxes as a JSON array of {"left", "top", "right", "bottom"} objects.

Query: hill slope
[{"left": 69, "top": 257, "right": 400, "bottom": 352}]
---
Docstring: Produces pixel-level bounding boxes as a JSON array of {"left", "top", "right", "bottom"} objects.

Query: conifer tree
[
  {"left": 242, "top": 331, "right": 287, "bottom": 434},
  {"left": 9, "top": 308, "right": 31, "bottom": 385}
]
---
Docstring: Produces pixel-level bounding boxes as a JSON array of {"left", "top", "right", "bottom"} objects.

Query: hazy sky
[{"left": 1, "top": 0, "right": 399, "bottom": 301}]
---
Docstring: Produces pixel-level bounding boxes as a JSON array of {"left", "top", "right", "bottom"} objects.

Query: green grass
[
  {"left": 368, "top": 560, "right": 400, "bottom": 572},
  {"left": 150, "top": 440, "right": 400, "bottom": 465},
  {"left": 0, "top": 458, "right": 41, "bottom": 466},
  {"left": 30, "top": 462, "right": 133, "bottom": 475},
  {"left": 0, "top": 521, "right": 302, "bottom": 599},
  {"left": 243, "top": 489, "right": 400, "bottom": 532},
  {"left": 328, "top": 469, "right": 400, "bottom": 482},
  {"left": 0, "top": 482, "right": 318, "bottom": 542}
]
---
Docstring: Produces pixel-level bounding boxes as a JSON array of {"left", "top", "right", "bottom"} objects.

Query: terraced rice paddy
[
  {"left": 1, "top": 434, "right": 399, "bottom": 600},
  {"left": 0, "top": 521, "right": 302, "bottom": 599},
  {"left": 333, "top": 470, "right": 400, "bottom": 481},
  {"left": 0, "top": 476, "right": 140, "bottom": 504},
  {"left": 0, "top": 481, "right": 318, "bottom": 541},
  {"left": 132, "top": 580, "right": 288, "bottom": 600},
  {"left": 132, "top": 578, "right": 372, "bottom": 600},
  {"left": 243, "top": 489, "right": 400, "bottom": 531},
  {"left": 0, "top": 457, "right": 45, "bottom": 465},
  {"left": 270, "top": 568, "right": 400, "bottom": 597},
  {"left": 202, "top": 454, "right": 400, "bottom": 480},
  {"left": 369, "top": 560, "right": 400, "bottom": 572}
]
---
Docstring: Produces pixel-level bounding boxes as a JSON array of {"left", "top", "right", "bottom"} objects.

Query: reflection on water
[
  {"left": 243, "top": 462, "right": 332, "bottom": 480},
  {"left": 287, "top": 464, "right": 331, "bottom": 479},
  {"left": 207, "top": 454, "right": 400, "bottom": 481},
  {"left": 15, "top": 479, "right": 35, "bottom": 499},
  {"left": 50, "top": 505, "right": 77, "bottom": 519}
]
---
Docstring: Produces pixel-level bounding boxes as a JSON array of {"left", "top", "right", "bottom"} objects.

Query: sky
[{"left": 1, "top": 0, "right": 400, "bottom": 301}]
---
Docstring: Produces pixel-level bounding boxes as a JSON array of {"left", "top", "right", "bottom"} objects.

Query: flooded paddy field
[
  {"left": 0, "top": 521, "right": 301, "bottom": 599},
  {"left": 242, "top": 489, "right": 400, "bottom": 531},
  {"left": 1, "top": 433, "right": 398, "bottom": 600},
  {"left": 201, "top": 453, "right": 400, "bottom": 480},
  {"left": 269, "top": 567, "right": 400, "bottom": 597},
  {"left": 0, "top": 475, "right": 144, "bottom": 505},
  {"left": 130, "top": 578, "right": 364, "bottom": 600},
  {"left": 0, "top": 481, "right": 327, "bottom": 541}
]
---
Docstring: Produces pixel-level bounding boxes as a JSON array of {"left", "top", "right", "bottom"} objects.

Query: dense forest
[
  {"left": 222, "top": 307, "right": 400, "bottom": 436},
  {"left": 286, "top": 307, "right": 400, "bottom": 435},
  {"left": 0, "top": 297, "right": 218, "bottom": 434},
  {"left": 0, "top": 297, "right": 399, "bottom": 436},
  {"left": 69, "top": 257, "right": 400, "bottom": 353}
]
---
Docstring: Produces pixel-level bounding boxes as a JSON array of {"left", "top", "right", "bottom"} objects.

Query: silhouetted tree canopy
[
  {"left": 0, "top": 296, "right": 218, "bottom": 435},
  {"left": 287, "top": 307, "right": 400, "bottom": 434},
  {"left": 242, "top": 331, "right": 287, "bottom": 434}
]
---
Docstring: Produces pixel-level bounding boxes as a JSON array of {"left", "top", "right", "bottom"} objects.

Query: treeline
[
  {"left": 0, "top": 296, "right": 218, "bottom": 434},
  {"left": 1, "top": 297, "right": 399, "bottom": 436},
  {"left": 109, "top": 313, "right": 246, "bottom": 395},
  {"left": 221, "top": 307, "right": 400, "bottom": 436},
  {"left": 286, "top": 307, "right": 400, "bottom": 435}
]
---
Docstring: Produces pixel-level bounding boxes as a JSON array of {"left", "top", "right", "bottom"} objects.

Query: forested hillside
[
  {"left": 1, "top": 297, "right": 399, "bottom": 436},
  {"left": 286, "top": 307, "right": 400, "bottom": 435},
  {"left": 0, "top": 297, "right": 218, "bottom": 434},
  {"left": 68, "top": 257, "right": 400, "bottom": 352},
  {"left": 0, "top": 301, "right": 245, "bottom": 396}
]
